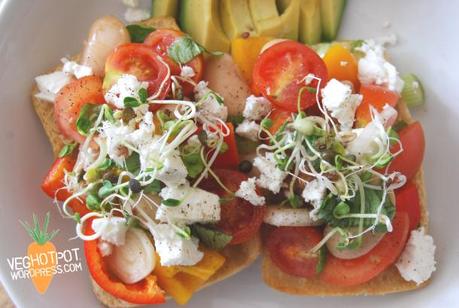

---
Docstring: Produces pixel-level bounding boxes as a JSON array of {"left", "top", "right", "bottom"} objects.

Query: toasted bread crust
[
  {"left": 262, "top": 100, "right": 431, "bottom": 295},
  {"left": 32, "top": 16, "right": 263, "bottom": 307}
]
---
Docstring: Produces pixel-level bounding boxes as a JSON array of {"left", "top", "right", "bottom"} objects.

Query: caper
[
  {"left": 238, "top": 160, "right": 253, "bottom": 173},
  {"left": 129, "top": 178, "right": 142, "bottom": 194}
]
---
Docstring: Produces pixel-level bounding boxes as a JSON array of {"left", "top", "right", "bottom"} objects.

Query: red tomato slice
[
  {"left": 268, "top": 109, "right": 293, "bottom": 135},
  {"left": 199, "top": 169, "right": 265, "bottom": 245},
  {"left": 266, "top": 227, "right": 323, "bottom": 278},
  {"left": 355, "top": 85, "right": 400, "bottom": 127},
  {"left": 396, "top": 181, "right": 421, "bottom": 231},
  {"left": 320, "top": 212, "right": 410, "bottom": 287},
  {"left": 388, "top": 122, "right": 425, "bottom": 181},
  {"left": 144, "top": 29, "right": 204, "bottom": 96},
  {"left": 252, "top": 41, "right": 328, "bottom": 112},
  {"left": 211, "top": 123, "right": 240, "bottom": 168},
  {"left": 55, "top": 76, "right": 105, "bottom": 143},
  {"left": 104, "top": 43, "right": 171, "bottom": 100}
]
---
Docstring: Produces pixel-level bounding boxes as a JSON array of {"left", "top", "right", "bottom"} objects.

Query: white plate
[{"left": 0, "top": 0, "right": 458, "bottom": 307}]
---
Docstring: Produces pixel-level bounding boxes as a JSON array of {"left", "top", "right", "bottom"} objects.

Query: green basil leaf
[
  {"left": 191, "top": 224, "right": 232, "bottom": 250},
  {"left": 125, "top": 152, "right": 141, "bottom": 174},
  {"left": 138, "top": 88, "right": 148, "bottom": 104},
  {"left": 228, "top": 114, "right": 244, "bottom": 126},
  {"left": 76, "top": 103, "right": 99, "bottom": 136},
  {"left": 143, "top": 179, "right": 162, "bottom": 194},
  {"left": 167, "top": 36, "right": 204, "bottom": 64},
  {"left": 124, "top": 96, "right": 141, "bottom": 108},
  {"left": 180, "top": 142, "right": 204, "bottom": 178},
  {"left": 126, "top": 24, "right": 155, "bottom": 43},
  {"left": 162, "top": 198, "right": 181, "bottom": 207},
  {"left": 58, "top": 143, "right": 77, "bottom": 158}
]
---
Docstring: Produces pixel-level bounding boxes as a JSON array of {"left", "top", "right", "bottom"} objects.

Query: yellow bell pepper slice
[{"left": 231, "top": 36, "right": 271, "bottom": 83}]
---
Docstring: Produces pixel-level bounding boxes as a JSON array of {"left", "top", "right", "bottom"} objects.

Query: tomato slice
[
  {"left": 388, "top": 122, "right": 425, "bottom": 181},
  {"left": 144, "top": 29, "right": 204, "bottom": 96},
  {"left": 41, "top": 155, "right": 90, "bottom": 216},
  {"left": 211, "top": 123, "right": 240, "bottom": 169},
  {"left": 267, "top": 109, "right": 293, "bottom": 135},
  {"left": 55, "top": 76, "right": 105, "bottom": 143},
  {"left": 266, "top": 227, "right": 322, "bottom": 278},
  {"left": 396, "top": 181, "right": 421, "bottom": 231},
  {"left": 199, "top": 169, "right": 265, "bottom": 245},
  {"left": 104, "top": 43, "right": 171, "bottom": 100},
  {"left": 320, "top": 212, "right": 410, "bottom": 287},
  {"left": 252, "top": 41, "right": 328, "bottom": 112},
  {"left": 84, "top": 221, "right": 165, "bottom": 304},
  {"left": 323, "top": 43, "right": 360, "bottom": 90},
  {"left": 355, "top": 85, "right": 400, "bottom": 127}
]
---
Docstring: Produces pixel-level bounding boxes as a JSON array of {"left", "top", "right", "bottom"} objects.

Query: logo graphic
[{"left": 6, "top": 212, "right": 83, "bottom": 294}]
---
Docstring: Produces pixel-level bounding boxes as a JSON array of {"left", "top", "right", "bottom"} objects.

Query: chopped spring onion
[{"left": 401, "top": 73, "right": 425, "bottom": 107}]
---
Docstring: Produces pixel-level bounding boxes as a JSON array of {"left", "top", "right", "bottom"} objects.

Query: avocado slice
[
  {"left": 298, "top": 0, "right": 322, "bottom": 44},
  {"left": 179, "top": 0, "right": 230, "bottom": 52},
  {"left": 151, "top": 0, "right": 178, "bottom": 18},
  {"left": 320, "top": 0, "right": 347, "bottom": 41},
  {"left": 248, "top": 0, "right": 299, "bottom": 39},
  {"left": 220, "top": 0, "right": 256, "bottom": 39}
]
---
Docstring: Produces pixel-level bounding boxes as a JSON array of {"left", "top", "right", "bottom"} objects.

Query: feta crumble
[
  {"left": 92, "top": 217, "right": 128, "bottom": 246},
  {"left": 235, "top": 120, "right": 260, "bottom": 141},
  {"left": 264, "top": 207, "right": 320, "bottom": 227},
  {"left": 155, "top": 150, "right": 188, "bottom": 187},
  {"left": 194, "top": 81, "right": 210, "bottom": 101},
  {"left": 180, "top": 65, "right": 196, "bottom": 78},
  {"left": 104, "top": 74, "right": 149, "bottom": 109},
  {"left": 396, "top": 227, "right": 436, "bottom": 285},
  {"left": 124, "top": 8, "right": 150, "bottom": 23},
  {"left": 150, "top": 224, "right": 203, "bottom": 266},
  {"left": 253, "top": 153, "right": 287, "bottom": 193},
  {"left": 34, "top": 71, "right": 72, "bottom": 102},
  {"left": 357, "top": 40, "right": 404, "bottom": 93},
  {"left": 98, "top": 240, "right": 113, "bottom": 257},
  {"left": 321, "top": 79, "right": 362, "bottom": 131},
  {"left": 243, "top": 95, "right": 271, "bottom": 121},
  {"left": 198, "top": 93, "right": 228, "bottom": 121},
  {"left": 156, "top": 183, "right": 221, "bottom": 224},
  {"left": 235, "top": 177, "right": 265, "bottom": 206},
  {"left": 61, "top": 58, "right": 93, "bottom": 79},
  {"left": 302, "top": 179, "right": 327, "bottom": 220}
]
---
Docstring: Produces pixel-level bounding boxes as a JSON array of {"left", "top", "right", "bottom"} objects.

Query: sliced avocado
[
  {"left": 248, "top": 0, "right": 299, "bottom": 39},
  {"left": 151, "top": 0, "right": 178, "bottom": 18},
  {"left": 179, "top": 0, "right": 230, "bottom": 52},
  {"left": 220, "top": 0, "right": 256, "bottom": 39},
  {"left": 320, "top": 0, "right": 347, "bottom": 41},
  {"left": 298, "top": 0, "right": 322, "bottom": 44}
]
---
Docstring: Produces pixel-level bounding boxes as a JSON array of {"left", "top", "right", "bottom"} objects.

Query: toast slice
[
  {"left": 262, "top": 100, "right": 430, "bottom": 295},
  {"left": 32, "top": 16, "right": 262, "bottom": 307}
]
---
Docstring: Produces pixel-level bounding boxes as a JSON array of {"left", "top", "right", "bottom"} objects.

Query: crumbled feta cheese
[
  {"left": 357, "top": 40, "right": 404, "bottom": 93},
  {"left": 194, "top": 81, "right": 210, "bottom": 100},
  {"left": 124, "top": 8, "right": 150, "bottom": 23},
  {"left": 302, "top": 179, "right": 327, "bottom": 220},
  {"left": 235, "top": 120, "right": 260, "bottom": 141},
  {"left": 156, "top": 183, "right": 221, "bottom": 224},
  {"left": 100, "top": 122, "right": 135, "bottom": 166},
  {"left": 198, "top": 93, "right": 228, "bottom": 121},
  {"left": 98, "top": 240, "right": 113, "bottom": 257},
  {"left": 243, "top": 95, "right": 272, "bottom": 121},
  {"left": 61, "top": 58, "right": 93, "bottom": 79},
  {"left": 34, "top": 71, "right": 72, "bottom": 102},
  {"left": 235, "top": 177, "right": 265, "bottom": 206},
  {"left": 180, "top": 65, "right": 195, "bottom": 78},
  {"left": 264, "top": 207, "right": 320, "bottom": 227},
  {"left": 253, "top": 153, "right": 287, "bottom": 193},
  {"left": 155, "top": 150, "right": 188, "bottom": 187},
  {"left": 104, "top": 74, "right": 149, "bottom": 109},
  {"left": 92, "top": 217, "right": 128, "bottom": 246},
  {"left": 150, "top": 224, "right": 203, "bottom": 266},
  {"left": 396, "top": 228, "right": 436, "bottom": 285},
  {"left": 321, "top": 79, "right": 362, "bottom": 131}
]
